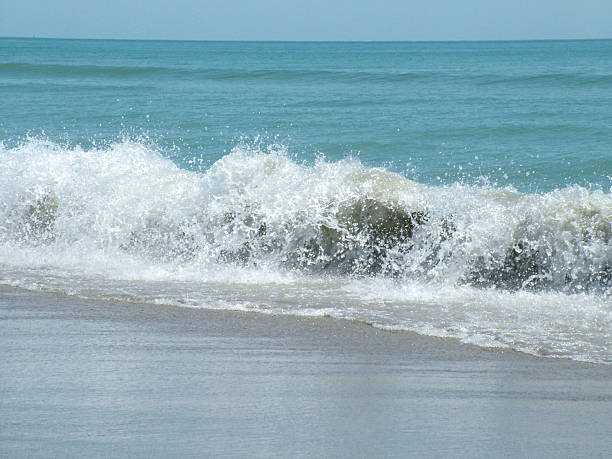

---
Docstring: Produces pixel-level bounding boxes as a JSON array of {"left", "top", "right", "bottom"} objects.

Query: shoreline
[
  {"left": 0, "top": 284, "right": 567, "bottom": 363},
  {"left": 2, "top": 284, "right": 612, "bottom": 457},
  {"left": 1, "top": 284, "right": 607, "bottom": 366}
]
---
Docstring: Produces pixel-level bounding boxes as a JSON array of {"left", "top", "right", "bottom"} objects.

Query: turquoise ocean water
[{"left": 1, "top": 38, "right": 611, "bottom": 362}]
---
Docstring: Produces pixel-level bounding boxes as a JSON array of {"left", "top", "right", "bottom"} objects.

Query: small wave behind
[
  {"left": 477, "top": 72, "right": 612, "bottom": 87},
  {"left": 0, "top": 62, "right": 438, "bottom": 83},
  {"left": 0, "top": 62, "right": 169, "bottom": 77},
  {"left": 0, "top": 139, "right": 610, "bottom": 362}
]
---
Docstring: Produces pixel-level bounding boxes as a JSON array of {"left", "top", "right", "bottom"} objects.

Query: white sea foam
[{"left": 0, "top": 139, "right": 610, "bottom": 362}]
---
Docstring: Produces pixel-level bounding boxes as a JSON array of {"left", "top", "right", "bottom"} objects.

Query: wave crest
[{"left": 0, "top": 139, "right": 610, "bottom": 294}]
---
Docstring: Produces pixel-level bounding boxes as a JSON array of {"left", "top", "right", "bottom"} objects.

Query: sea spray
[{"left": 0, "top": 139, "right": 610, "bottom": 362}]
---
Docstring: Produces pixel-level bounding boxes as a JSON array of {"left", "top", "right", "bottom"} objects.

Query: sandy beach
[{"left": 1, "top": 284, "right": 611, "bottom": 458}]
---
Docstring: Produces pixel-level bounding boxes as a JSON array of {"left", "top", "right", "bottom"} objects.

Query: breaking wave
[{"left": 1, "top": 139, "right": 610, "bottom": 362}]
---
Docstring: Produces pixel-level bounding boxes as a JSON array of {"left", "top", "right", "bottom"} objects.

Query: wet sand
[{"left": 1, "top": 285, "right": 611, "bottom": 458}]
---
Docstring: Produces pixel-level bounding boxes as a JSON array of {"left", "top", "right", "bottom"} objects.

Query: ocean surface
[{"left": 1, "top": 38, "right": 611, "bottom": 363}]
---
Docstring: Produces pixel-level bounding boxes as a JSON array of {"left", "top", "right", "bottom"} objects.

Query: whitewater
[{"left": 1, "top": 138, "right": 610, "bottom": 362}]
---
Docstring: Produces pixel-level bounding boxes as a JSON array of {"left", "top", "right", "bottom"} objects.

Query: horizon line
[{"left": 2, "top": 35, "right": 611, "bottom": 44}]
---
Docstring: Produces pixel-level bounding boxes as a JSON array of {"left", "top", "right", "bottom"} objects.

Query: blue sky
[{"left": 1, "top": 0, "right": 611, "bottom": 41}]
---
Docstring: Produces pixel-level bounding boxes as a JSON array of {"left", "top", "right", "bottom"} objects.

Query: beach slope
[{"left": 1, "top": 285, "right": 611, "bottom": 458}]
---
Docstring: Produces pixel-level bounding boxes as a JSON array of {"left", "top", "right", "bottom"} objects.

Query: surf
[{"left": 0, "top": 138, "right": 610, "bottom": 362}]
